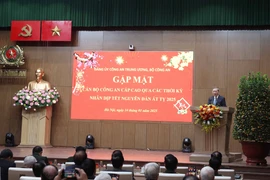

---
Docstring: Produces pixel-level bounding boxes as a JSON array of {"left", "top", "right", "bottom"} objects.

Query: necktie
[{"left": 213, "top": 97, "right": 217, "bottom": 105}]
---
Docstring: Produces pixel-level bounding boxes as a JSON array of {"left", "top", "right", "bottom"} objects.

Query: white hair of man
[
  {"left": 23, "top": 155, "right": 37, "bottom": 167},
  {"left": 144, "top": 162, "right": 159, "bottom": 180},
  {"left": 94, "top": 173, "right": 112, "bottom": 180},
  {"left": 200, "top": 166, "right": 215, "bottom": 180}
]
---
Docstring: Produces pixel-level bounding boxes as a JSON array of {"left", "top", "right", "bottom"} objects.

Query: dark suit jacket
[
  {"left": 0, "top": 159, "right": 16, "bottom": 180},
  {"left": 66, "top": 156, "right": 74, "bottom": 162},
  {"left": 33, "top": 153, "right": 49, "bottom": 165},
  {"left": 208, "top": 95, "right": 226, "bottom": 107}
]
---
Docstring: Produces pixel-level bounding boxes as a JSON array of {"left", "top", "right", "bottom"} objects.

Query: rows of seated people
[{"left": 0, "top": 146, "right": 235, "bottom": 180}]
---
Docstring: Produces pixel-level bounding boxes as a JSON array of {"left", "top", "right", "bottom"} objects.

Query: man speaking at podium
[
  {"left": 28, "top": 68, "right": 51, "bottom": 91},
  {"left": 208, "top": 87, "right": 226, "bottom": 107}
]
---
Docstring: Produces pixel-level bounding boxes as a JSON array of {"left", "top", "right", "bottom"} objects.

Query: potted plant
[{"left": 233, "top": 72, "right": 270, "bottom": 165}]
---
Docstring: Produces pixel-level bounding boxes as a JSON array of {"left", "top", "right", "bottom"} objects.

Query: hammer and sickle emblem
[{"left": 18, "top": 24, "right": 32, "bottom": 37}]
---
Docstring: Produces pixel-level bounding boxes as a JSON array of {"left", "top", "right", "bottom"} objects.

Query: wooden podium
[
  {"left": 189, "top": 106, "right": 242, "bottom": 163},
  {"left": 19, "top": 106, "right": 52, "bottom": 147}
]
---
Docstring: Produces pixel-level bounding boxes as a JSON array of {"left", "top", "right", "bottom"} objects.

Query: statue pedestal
[
  {"left": 19, "top": 106, "right": 52, "bottom": 147},
  {"left": 189, "top": 106, "right": 242, "bottom": 163}
]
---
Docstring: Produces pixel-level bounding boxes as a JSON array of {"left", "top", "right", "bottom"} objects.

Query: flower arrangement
[
  {"left": 194, "top": 104, "right": 223, "bottom": 133},
  {"left": 13, "top": 87, "right": 60, "bottom": 111}
]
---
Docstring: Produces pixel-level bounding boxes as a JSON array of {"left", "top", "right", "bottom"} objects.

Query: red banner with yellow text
[
  {"left": 71, "top": 51, "right": 193, "bottom": 122},
  {"left": 11, "top": 21, "right": 41, "bottom": 41}
]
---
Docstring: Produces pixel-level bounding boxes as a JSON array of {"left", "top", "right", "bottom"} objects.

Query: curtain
[{"left": 0, "top": 0, "right": 270, "bottom": 27}]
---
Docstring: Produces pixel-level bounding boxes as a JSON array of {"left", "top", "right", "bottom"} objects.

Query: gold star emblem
[{"left": 51, "top": 26, "right": 61, "bottom": 36}]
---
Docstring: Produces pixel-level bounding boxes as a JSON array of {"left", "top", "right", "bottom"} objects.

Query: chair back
[
  {"left": 15, "top": 160, "right": 25, "bottom": 168},
  {"left": 158, "top": 173, "right": 185, "bottom": 180},
  {"left": 218, "top": 169, "right": 235, "bottom": 180},
  {"left": 8, "top": 168, "right": 34, "bottom": 180},
  {"left": 106, "top": 164, "right": 134, "bottom": 173},
  {"left": 20, "top": 176, "right": 41, "bottom": 180},
  {"left": 100, "top": 171, "right": 132, "bottom": 180},
  {"left": 214, "top": 176, "right": 231, "bottom": 180},
  {"left": 160, "top": 166, "right": 188, "bottom": 174}
]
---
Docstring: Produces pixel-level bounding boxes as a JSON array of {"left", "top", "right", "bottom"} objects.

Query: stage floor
[{"left": 2, "top": 146, "right": 192, "bottom": 163}]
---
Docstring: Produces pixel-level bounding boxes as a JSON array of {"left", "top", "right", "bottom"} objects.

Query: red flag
[
  {"left": 41, "top": 21, "right": 72, "bottom": 41},
  {"left": 10, "top": 21, "right": 41, "bottom": 41}
]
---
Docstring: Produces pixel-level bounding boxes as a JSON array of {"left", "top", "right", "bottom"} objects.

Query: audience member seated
[
  {"left": 105, "top": 150, "right": 135, "bottom": 179},
  {"left": 32, "top": 146, "right": 49, "bottom": 165},
  {"left": 200, "top": 166, "right": 215, "bottom": 180},
  {"left": 82, "top": 158, "right": 96, "bottom": 179},
  {"left": 67, "top": 146, "right": 86, "bottom": 162},
  {"left": 164, "top": 154, "right": 178, "bottom": 173},
  {"left": 209, "top": 157, "right": 222, "bottom": 176},
  {"left": 183, "top": 175, "right": 199, "bottom": 180},
  {"left": 66, "top": 150, "right": 87, "bottom": 171},
  {"left": 211, "top": 151, "right": 229, "bottom": 169},
  {"left": 41, "top": 165, "right": 58, "bottom": 180},
  {"left": 23, "top": 156, "right": 37, "bottom": 168},
  {"left": 144, "top": 162, "right": 159, "bottom": 180},
  {"left": 211, "top": 151, "right": 222, "bottom": 163},
  {"left": 109, "top": 150, "right": 125, "bottom": 171},
  {"left": 33, "top": 162, "right": 46, "bottom": 177},
  {"left": 94, "top": 173, "right": 112, "bottom": 180},
  {"left": 0, "top": 149, "right": 16, "bottom": 180}
]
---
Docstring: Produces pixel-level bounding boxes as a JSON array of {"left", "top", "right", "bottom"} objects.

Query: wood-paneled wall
[{"left": 1, "top": 30, "right": 269, "bottom": 152}]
